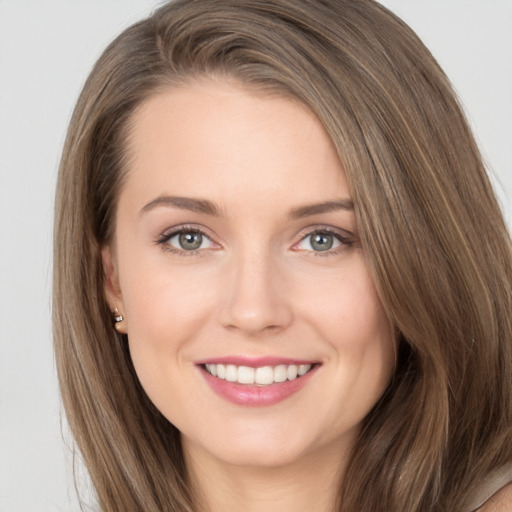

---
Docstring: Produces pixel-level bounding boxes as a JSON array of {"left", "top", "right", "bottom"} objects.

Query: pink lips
[{"left": 196, "top": 357, "right": 319, "bottom": 407}]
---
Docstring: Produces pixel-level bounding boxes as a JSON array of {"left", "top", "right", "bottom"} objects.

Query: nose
[{"left": 218, "top": 249, "right": 293, "bottom": 337}]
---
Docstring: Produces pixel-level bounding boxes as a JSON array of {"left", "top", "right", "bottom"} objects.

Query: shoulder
[
  {"left": 476, "top": 482, "right": 512, "bottom": 512},
  {"left": 466, "top": 462, "right": 512, "bottom": 512}
]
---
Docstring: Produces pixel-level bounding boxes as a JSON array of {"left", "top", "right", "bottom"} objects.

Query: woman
[{"left": 53, "top": 0, "right": 512, "bottom": 510}]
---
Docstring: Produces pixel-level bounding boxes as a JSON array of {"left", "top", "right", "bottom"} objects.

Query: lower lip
[{"left": 199, "top": 365, "right": 319, "bottom": 407}]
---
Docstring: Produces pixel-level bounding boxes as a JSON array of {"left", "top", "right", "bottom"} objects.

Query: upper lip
[{"left": 195, "top": 356, "right": 319, "bottom": 368}]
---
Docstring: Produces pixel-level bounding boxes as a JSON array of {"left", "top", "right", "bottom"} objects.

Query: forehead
[{"left": 121, "top": 80, "right": 349, "bottom": 212}]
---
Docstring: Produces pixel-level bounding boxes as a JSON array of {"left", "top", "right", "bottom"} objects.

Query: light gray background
[{"left": 0, "top": 1, "right": 511, "bottom": 511}]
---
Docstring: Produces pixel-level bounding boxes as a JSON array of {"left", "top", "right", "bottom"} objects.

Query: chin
[{"left": 182, "top": 419, "right": 345, "bottom": 471}]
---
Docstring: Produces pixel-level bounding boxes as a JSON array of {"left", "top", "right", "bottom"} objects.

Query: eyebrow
[
  {"left": 140, "top": 196, "right": 222, "bottom": 216},
  {"left": 288, "top": 199, "right": 354, "bottom": 219},
  {"left": 139, "top": 195, "right": 354, "bottom": 218}
]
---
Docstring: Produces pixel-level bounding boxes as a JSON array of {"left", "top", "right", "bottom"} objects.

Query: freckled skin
[{"left": 103, "top": 80, "right": 394, "bottom": 509}]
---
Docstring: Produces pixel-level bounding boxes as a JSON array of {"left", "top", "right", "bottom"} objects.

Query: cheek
[
  {"left": 335, "top": 283, "right": 393, "bottom": 371},
  {"left": 118, "top": 264, "right": 224, "bottom": 427},
  {"left": 298, "top": 257, "right": 395, "bottom": 389},
  {"left": 301, "top": 260, "right": 390, "bottom": 345},
  {"left": 118, "top": 258, "right": 219, "bottom": 377},
  {"left": 121, "top": 253, "right": 218, "bottom": 326},
  {"left": 312, "top": 268, "right": 395, "bottom": 422}
]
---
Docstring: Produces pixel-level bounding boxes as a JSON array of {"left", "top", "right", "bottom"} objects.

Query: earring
[{"left": 112, "top": 308, "right": 127, "bottom": 334}]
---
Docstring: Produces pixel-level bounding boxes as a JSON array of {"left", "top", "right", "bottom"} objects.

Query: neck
[{"left": 184, "top": 438, "right": 348, "bottom": 512}]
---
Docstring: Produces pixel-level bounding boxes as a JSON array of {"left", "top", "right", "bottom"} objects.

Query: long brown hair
[{"left": 53, "top": 1, "right": 512, "bottom": 510}]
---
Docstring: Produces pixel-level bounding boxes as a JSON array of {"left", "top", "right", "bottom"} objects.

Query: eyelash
[
  {"left": 155, "top": 224, "right": 213, "bottom": 257},
  {"left": 297, "top": 227, "right": 354, "bottom": 257},
  {"left": 155, "top": 225, "right": 354, "bottom": 257}
]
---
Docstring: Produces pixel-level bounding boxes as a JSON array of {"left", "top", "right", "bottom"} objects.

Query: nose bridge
[{"left": 219, "top": 242, "right": 292, "bottom": 335}]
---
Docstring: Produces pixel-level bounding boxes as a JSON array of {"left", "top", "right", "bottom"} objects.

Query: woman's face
[{"left": 104, "top": 80, "right": 395, "bottom": 470}]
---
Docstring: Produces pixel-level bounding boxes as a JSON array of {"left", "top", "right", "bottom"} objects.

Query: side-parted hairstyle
[{"left": 53, "top": 1, "right": 512, "bottom": 510}]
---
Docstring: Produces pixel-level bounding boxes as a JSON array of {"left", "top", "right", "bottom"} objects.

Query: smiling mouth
[{"left": 203, "top": 363, "right": 314, "bottom": 386}]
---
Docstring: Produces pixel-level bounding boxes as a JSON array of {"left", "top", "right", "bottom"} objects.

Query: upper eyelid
[
  {"left": 295, "top": 224, "right": 354, "bottom": 240},
  {"left": 159, "top": 224, "right": 215, "bottom": 239}
]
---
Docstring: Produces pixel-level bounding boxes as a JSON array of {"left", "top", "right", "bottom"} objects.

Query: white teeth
[
  {"left": 217, "top": 364, "right": 226, "bottom": 379},
  {"left": 255, "top": 366, "right": 274, "bottom": 385},
  {"left": 237, "top": 366, "right": 255, "bottom": 384},
  {"left": 205, "top": 363, "right": 313, "bottom": 385},
  {"left": 225, "top": 364, "right": 238, "bottom": 382},
  {"left": 274, "top": 365, "right": 288, "bottom": 383},
  {"left": 205, "top": 364, "right": 217, "bottom": 376},
  {"left": 287, "top": 365, "right": 298, "bottom": 380},
  {"left": 298, "top": 364, "right": 311, "bottom": 376}
]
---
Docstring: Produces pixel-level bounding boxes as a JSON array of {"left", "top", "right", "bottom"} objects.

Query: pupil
[
  {"left": 311, "top": 233, "right": 333, "bottom": 251},
  {"left": 179, "top": 232, "right": 202, "bottom": 250}
]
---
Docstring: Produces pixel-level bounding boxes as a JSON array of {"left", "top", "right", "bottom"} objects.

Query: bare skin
[
  {"left": 186, "top": 436, "right": 346, "bottom": 512},
  {"left": 478, "top": 483, "right": 512, "bottom": 512}
]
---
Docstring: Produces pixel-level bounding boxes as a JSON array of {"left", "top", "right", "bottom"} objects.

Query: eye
[
  {"left": 172, "top": 231, "right": 206, "bottom": 251},
  {"left": 298, "top": 232, "right": 341, "bottom": 252},
  {"left": 157, "top": 226, "right": 217, "bottom": 254},
  {"left": 293, "top": 229, "right": 352, "bottom": 254}
]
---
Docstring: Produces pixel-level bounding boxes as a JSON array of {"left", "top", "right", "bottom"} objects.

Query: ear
[
  {"left": 102, "top": 246, "right": 128, "bottom": 334},
  {"left": 101, "top": 245, "right": 124, "bottom": 313}
]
